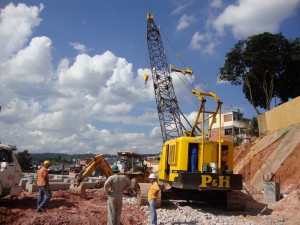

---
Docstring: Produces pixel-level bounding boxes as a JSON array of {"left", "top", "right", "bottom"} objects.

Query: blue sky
[{"left": 0, "top": 0, "right": 299, "bottom": 154}]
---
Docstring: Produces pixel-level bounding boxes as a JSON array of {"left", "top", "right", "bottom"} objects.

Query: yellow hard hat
[{"left": 44, "top": 160, "right": 51, "bottom": 165}]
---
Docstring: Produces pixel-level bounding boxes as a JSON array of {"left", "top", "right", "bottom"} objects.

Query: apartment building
[{"left": 209, "top": 109, "right": 250, "bottom": 144}]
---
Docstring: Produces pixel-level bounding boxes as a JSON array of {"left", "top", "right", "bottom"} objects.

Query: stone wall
[{"left": 257, "top": 96, "right": 300, "bottom": 134}]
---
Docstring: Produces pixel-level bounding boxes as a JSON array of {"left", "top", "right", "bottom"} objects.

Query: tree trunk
[{"left": 244, "top": 74, "right": 260, "bottom": 115}]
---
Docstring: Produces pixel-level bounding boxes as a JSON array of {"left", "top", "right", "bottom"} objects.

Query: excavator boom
[
  {"left": 69, "top": 154, "right": 114, "bottom": 195},
  {"left": 74, "top": 154, "right": 113, "bottom": 185}
]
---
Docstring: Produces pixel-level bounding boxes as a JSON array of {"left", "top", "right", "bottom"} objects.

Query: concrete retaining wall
[{"left": 257, "top": 96, "right": 300, "bottom": 133}]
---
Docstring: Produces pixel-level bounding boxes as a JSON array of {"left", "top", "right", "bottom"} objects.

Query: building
[{"left": 209, "top": 109, "right": 250, "bottom": 144}]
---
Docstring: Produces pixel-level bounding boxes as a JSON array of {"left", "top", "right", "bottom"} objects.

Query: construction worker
[
  {"left": 37, "top": 160, "right": 52, "bottom": 212},
  {"left": 190, "top": 144, "right": 198, "bottom": 172},
  {"left": 104, "top": 173, "right": 131, "bottom": 225},
  {"left": 117, "top": 159, "right": 125, "bottom": 172},
  {"left": 148, "top": 173, "right": 160, "bottom": 225}
]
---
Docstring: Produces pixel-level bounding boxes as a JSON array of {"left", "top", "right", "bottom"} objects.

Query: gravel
[{"left": 135, "top": 200, "right": 286, "bottom": 225}]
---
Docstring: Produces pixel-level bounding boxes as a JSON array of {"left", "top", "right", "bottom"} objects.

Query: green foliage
[
  {"left": 219, "top": 32, "right": 300, "bottom": 114},
  {"left": 30, "top": 153, "right": 157, "bottom": 164},
  {"left": 30, "top": 152, "right": 96, "bottom": 163},
  {"left": 276, "top": 37, "right": 300, "bottom": 102},
  {"left": 248, "top": 117, "right": 259, "bottom": 137},
  {"left": 17, "top": 150, "right": 33, "bottom": 172}
]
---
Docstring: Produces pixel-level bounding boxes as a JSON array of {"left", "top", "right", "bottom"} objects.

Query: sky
[{"left": 0, "top": 0, "right": 299, "bottom": 155}]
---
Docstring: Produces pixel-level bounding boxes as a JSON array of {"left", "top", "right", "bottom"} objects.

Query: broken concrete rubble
[{"left": 20, "top": 173, "right": 106, "bottom": 192}]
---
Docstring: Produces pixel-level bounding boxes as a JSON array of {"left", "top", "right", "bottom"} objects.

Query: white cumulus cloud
[
  {"left": 213, "top": 0, "right": 300, "bottom": 38},
  {"left": 0, "top": 3, "right": 43, "bottom": 61},
  {"left": 176, "top": 14, "right": 196, "bottom": 31},
  {"left": 189, "top": 32, "right": 217, "bottom": 55},
  {"left": 0, "top": 3, "right": 162, "bottom": 154},
  {"left": 69, "top": 42, "right": 88, "bottom": 53}
]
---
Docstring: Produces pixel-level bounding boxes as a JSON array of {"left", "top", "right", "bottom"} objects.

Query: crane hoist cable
[
  {"left": 158, "top": 26, "right": 213, "bottom": 110},
  {"left": 159, "top": 26, "right": 211, "bottom": 92},
  {"left": 159, "top": 24, "right": 223, "bottom": 117},
  {"left": 146, "top": 13, "right": 220, "bottom": 141}
]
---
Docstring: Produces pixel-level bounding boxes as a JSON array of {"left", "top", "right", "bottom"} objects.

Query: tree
[
  {"left": 17, "top": 150, "right": 33, "bottom": 172},
  {"left": 219, "top": 32, "right": 299, "bottom": 114},
  {"left": 276, "top": 37, "right": 300, "bottom": 102}
]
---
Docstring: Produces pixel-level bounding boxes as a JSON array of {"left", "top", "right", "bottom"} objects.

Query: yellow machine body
[{"left": 158, "top": 136, "right": 242, "bottom": 190}]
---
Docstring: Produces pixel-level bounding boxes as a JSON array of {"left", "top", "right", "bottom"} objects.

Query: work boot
[{"left": 37, "top": 207, "right": 44, "bottom": 212}]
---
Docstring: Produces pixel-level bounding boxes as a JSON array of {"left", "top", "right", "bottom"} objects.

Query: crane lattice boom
[{"left": 146, "top": 13, "right": 184, "bottom": 142}]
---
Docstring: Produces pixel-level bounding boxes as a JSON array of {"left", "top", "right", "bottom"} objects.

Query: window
[
  {"left": 0, "top": 150, "right": 14, "bottom": 163},
  {"left": 233, "top": 113, "right": 242, "bottom": 121},
  {"left": 224, "top": 128, "right": 232, "bottom": 135}
]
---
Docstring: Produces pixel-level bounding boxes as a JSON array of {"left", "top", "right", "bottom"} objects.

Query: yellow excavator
[
  {"left": 69, "top": 151, "right": 152, "bottom": 196},
  {"left": 137, "top": 13, "right": 246, "bottom": 210}
]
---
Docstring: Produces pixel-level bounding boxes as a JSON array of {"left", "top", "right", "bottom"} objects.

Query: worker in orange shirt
[
  {"left": 37, "top": 160, "right": 52, "bottom": 212},
  {"left": 148, "top": 173, "right": 160, "bottom": 225}
]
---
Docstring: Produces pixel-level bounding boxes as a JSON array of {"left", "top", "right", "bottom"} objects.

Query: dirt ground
[
  {"left": 0, "top": 189, "right": 147, "bottom": 225},
  {"left": 1, "top": 187, "right": 300, "bottom": 225}
]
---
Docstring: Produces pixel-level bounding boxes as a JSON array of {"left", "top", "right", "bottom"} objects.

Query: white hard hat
[{"left": 149, "top": 173, "right": 157, "bottom": 179}]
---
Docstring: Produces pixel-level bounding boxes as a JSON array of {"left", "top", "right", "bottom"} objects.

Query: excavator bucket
[{"left": 69, "top": 183, "right": 87, "bottom": 196}]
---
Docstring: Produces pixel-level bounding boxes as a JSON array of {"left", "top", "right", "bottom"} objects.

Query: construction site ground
[{"left": 1, "top": 124, "right": 300, "bottom": 225}]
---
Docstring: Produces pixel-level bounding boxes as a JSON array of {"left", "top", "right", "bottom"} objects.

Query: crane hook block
[{"left": 144, "top": 74, "right": 149, "bottom": 84}]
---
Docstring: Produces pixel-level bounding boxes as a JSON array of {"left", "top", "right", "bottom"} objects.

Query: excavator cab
[{"left": 116, "top": 152, "right": 146, "bottom": 173}]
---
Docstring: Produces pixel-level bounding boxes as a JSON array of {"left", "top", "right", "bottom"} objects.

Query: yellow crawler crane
[{"left": 137, "top": 13, "right": 245, "bottom": 210}]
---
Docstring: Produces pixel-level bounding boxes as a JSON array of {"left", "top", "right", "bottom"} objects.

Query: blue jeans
[
  {"left": 37, "top": 186, "right": 52, "bottom": 209},
  {"left": 149, "top": 199, "right": 157, "bottom": 225}
]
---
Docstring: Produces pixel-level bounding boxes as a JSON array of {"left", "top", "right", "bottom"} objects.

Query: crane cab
[{"left": 158, "top": 136, "right": 242, "bottom": 191}]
